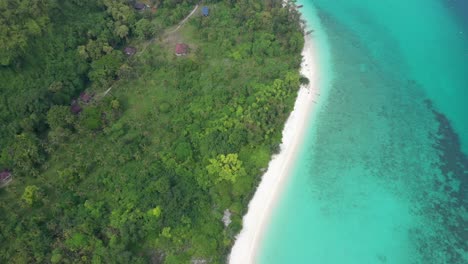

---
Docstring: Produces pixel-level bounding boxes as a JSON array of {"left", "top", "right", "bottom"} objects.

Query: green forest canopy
[{"left": 0, "top": 0, "right": 305, "bottom": 263}]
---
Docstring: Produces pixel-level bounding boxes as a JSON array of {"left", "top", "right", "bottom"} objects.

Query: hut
[
  {"left": 124, "top": 46, "right": 137, "bottom": 56},
  {"left": 175, "top": 43, "right": 189, "bottom": 56},
  {"left": 134, "top": 2, "right": 147, "bottom": 11},
  {"left": 0, "top": 170, "right": 12, "bottom": 186},
  {"left": 201, "top": 6, "right": 209, "bottom": 16},
  {"left": 71, "top": 100, "right": 82, "bottom": 114},
  {"left": 79, "top": 92, "right": 93, "bottom": 104}
]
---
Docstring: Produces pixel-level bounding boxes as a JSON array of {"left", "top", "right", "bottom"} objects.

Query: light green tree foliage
[
  {"left": 115, "top": 24, "right": 129, "bottom": 39},
  {"left": 162, "top": 227, "right": 172, "bottom": 238},
  {"left": 148, "top": 206, "right": 162, "bottom": 218},
  {"left": 21, "top": 185, "right": 40, "bottom": 206},
  {"left": 101, "top": 0, "right": 135, "bottom": 40},
  {"left": 206, "top": 154, "right": 246, "bottom": 184},
  {"left": 245, "top": 72, "right": 301, "bottom": 138},
  {"left": 111, "top": 99, "right": 120, "bottom": 110}
]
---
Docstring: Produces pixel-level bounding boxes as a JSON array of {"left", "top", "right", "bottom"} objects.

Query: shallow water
[{"left": 259, "top": 1, "right": 468, "bottom": 263}]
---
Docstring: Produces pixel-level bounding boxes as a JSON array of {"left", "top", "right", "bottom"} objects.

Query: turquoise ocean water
[{"left": 259, "top": 0, "right": 467, "bottom": 263}]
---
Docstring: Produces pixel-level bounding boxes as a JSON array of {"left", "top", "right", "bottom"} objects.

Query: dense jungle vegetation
[{"left": 0, "top": 0, "right": 304, "bottom": 263}]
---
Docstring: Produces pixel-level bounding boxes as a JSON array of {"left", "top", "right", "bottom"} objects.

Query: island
[{"left": 0, "top": 0, "right": 308, "bottom": 263}]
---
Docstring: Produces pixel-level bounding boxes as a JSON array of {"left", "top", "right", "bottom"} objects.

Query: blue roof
[{"left": 202, "top": 6, "right": 209, "bottom": 16}]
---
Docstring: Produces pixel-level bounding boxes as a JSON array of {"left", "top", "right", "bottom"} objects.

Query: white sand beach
[{"left": 228, "top": 35, "right": 320, "bottom": 264}]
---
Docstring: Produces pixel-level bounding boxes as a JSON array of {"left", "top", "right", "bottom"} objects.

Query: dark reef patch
[
  {"left": 444, "top": 0, "right": 468, "bottom": 30},
  {"left": 424, "top": 99, "right": 468, "bottom": 262}
]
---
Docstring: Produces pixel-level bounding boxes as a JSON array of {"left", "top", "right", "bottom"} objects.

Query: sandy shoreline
[{"left": 228, "top": 34, "right": 320, "bottom": 264}]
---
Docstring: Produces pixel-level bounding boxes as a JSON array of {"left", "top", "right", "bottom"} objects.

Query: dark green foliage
[
  {"left": 134, "top": 18, "right": 160, "bottom": 40},
  {"left": 47, "top": 105, "right": 75, "bottom": 130},
  {"left": 159, "top": 101, "right": 172, "bottom": 113},
  {"left": 88, "top": 51, "right": 124, "bottom": 87},
  {"left": 300, "top": 75, "right": 310, "bottom": 85},
  {"left": 0, "top": 0, "right": 305, "bottom": 263},
  {"left": 0, "top": 0, "right": 51, "bottom": 65},
  {"left": 2, "top": 133, "right": 44, "bottom": 177},
  {"left": 80, "top": 107, "right": 102, "bottom": 130}
]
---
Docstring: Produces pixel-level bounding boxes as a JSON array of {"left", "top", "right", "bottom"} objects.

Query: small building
[
  {"left": 134, "top": 2, "right": 147, "bottom": 11},
  {"left": 201, "top": 6, "right": 209, "bottom": 17},
  {"left": 70, "top": 100, "right": 82, "bottom": 114},
  {"left": 124, "top": 46, "right": 137, "bottom": 56},
  {"left": 0, "top": 170, "right": 12, "bottom": 186},
  {"left": 175, "top": 43, "right": 189, "bottom": 56},
  {"left": 79, "top": 92, "right": 93, "bottom": 104}
]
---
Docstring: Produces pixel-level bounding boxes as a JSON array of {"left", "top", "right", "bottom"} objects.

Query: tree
[
  {"left": 252, "top": 33, "right": 277, "bottom": 57},
  {"left": 80, "top": 107, "right": 102, "bottom": 131},
  {"left": 117, "top": 63, "right": 133, "bottom": 79},
  {"left": 111, "top": 99, "right": 120, "bottom": 110},
  {"left": 47, "top": 105, "right": 74, "bottom": 130},
  {"left": 161, "top": 227, "right": 172, "bottom": 238},
  {"left": 21, "top": 185, "right": 41, "bottom": 207},
  {"left": 65, "top": 233, "right": 88, "bottom": 252},
  {"left": 79, "top": 39, "right": 114, "bottom": 61},
  {"left": 288, "top": 31, "right": 304, "bottom": 53},
  {"left": 115, "top": 24, "right": 129, "bottom": 39},
  {"left": 8, "top": 133, "right": 44, "bottom": 176},
  {"left": 206, "top": 153, "right": 246, "bottom": 184},
  {"left": 148, "top": 206, "right": 162, "bottom": 218},
  {"left": 47, "top": 127, "right": 72, "bottom": 150},
  {"left": 175, "top": 141, "right": 193, "bottom": 161},
  {"left": 50, "top": 249, "right": 63, "bottom": 264},
  {"left": 134, "top": 19, "right": 154, "bottom": 40},
  {"left": 101, "top": 0, "right": 135, "bottom": 40},
  {"left": 0, "top": 0, "right": 51, "bottom": 65},
  {"left": 88, "top": 51, "right": 123, "bottom": 87}
]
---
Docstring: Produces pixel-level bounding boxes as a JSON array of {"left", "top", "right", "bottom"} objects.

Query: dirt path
[
  {"left": 168, "top": 4, "right": 200, "bottom": 33},
  {"left": 102, "top": 3, "right": 200, "bottom": 98}
]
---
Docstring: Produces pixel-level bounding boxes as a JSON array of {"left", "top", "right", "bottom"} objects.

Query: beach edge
[{"left": 228, "top": 30, "right": 320, "bottom": 264}]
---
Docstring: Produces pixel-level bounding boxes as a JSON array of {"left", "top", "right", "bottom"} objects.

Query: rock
[{"left": 222, "top": 209, "right": 232, "bottom": 227}]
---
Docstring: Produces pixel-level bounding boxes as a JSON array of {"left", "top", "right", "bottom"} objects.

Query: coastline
[{"left": 228, "top": 33, "right": 320, "bottom": 263}]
